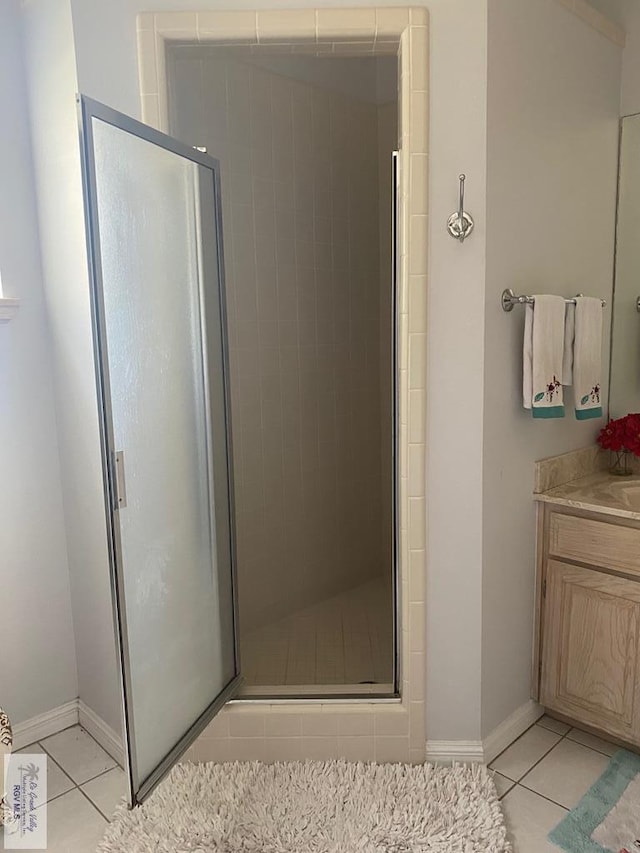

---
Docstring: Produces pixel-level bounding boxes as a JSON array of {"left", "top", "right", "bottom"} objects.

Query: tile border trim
[{"left": 556, "top": 0, "right": 626, "bottom": 47}]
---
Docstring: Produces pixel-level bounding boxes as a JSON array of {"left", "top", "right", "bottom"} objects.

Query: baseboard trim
[
  {"left": 12, "top": 700, "right": 78, "bottom": 750},
  {"left": 424, "top": 700, "right": 543, "bottom": 765},
  {"left": 482, "top": 699, "right": 543, "bottom": 764},
  {"left": 11, "top": 699, "right": 124, "bottom": 768},
  {"left": 78, "top": 701, "right": 124, "bottom": 767},
  {"left": 425, "top": 740, "right": 485, "bottom": 764}
]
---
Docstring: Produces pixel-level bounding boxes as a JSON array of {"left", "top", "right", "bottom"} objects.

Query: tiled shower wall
[{"left": 169, "top": 54, "right": 397, "bottom": 633}]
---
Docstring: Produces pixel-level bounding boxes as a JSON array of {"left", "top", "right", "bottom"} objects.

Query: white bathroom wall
[
  {"left": 423, "top": 0, "right": 487, "bottom": 745},
  {"left": 169, "top": 52, "right": 390, "bottom": 631},
  {"left": 0, "top": 0, "right": 78, "bottom": 725},
  {"left": 482, "top": 0, "right": 621, "bottom": 738},
  {"left": 619, "top": 2, "right": 640, "bottom": 114},
  {"left": 21, "top": 0, "right": 122, "bottom": 735},
  {"left": 44, "top": 0, "right": 490, "bottom": 746}
]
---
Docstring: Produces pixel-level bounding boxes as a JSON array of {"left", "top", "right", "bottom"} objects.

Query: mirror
[{"left": 610, "top": 113, "right": 640, "bottom": 417}]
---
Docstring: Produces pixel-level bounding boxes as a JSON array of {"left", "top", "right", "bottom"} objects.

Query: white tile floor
[
  {"left": 241, "top": 576, "right": 394, "bottom": 689},
  {"left": 4, "top": 726, "right": 125, "bottom": 853},
  {"left": 490, "top": 715, "right": 622, "bottom": 852},
  {"left": 4, "top": 714, "right": 628, "bottom": 852}
]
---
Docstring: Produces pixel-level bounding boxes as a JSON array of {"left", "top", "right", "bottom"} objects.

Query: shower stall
[
  {"left": 167, "top": 48, "right": 399, "bottom": 697},
  {"left": 54, "top": 5, "right": 426, "bottom": 806}
]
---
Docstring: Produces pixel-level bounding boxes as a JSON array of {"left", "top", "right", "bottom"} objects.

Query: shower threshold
[{"left": 238, "top": 682, "right": 397, "bottom": 700}]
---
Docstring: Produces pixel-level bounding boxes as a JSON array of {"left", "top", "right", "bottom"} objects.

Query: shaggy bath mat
[
  {"left": 97, "top": 759, "right": 512, "bottom": 852},
  {"left": 549, "top": 749, "right": 640, "bottom": 853}
]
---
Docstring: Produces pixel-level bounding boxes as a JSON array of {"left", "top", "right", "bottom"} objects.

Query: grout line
[
  {"left": 20, "top": 727, "right": 119, "bottom": 826},
  {"left": 494, "top": 717, "right": 619, "bottom": 788},
  {"left": 488, "top": 719, "right": 546, "bottom": 771},
  {"left": 46, "top": 786, "right": 77, "bottom": 807},
  {"left": 497, "top": 781, "right": 515, "bottom": 801},
  {"left": 513, "top": 726, "right": 570, "bottom": 783},
  {"left": 14, "top": 740, "right": 43, "bottom": 753},
  {"left": 499, "top": 718, "right": 617, "bottom": 812},
  {"left": 490, "top": 718, "right": 567, "bottom": 782},
  {"left": 564, "top": 730, "right": 618, "bottom": 758},
  {"left": 36, "top": 721, "right": 81, "bottom": 749},
  {"left": 516, "top": 782, "right": 570, "bottom": 812},
  {"left": 37, "top": 743, "right": 76, "bottom": 783},
  {"left": 536, "top": 717, "right": 571, "bottom": 737},
  {"left": 76, "top": 781, "right": 112, "bottom": 823},
  {"left": 19, "top": 741, "right": 77, "bottom": 803},
  {"left": 80, "top": 764, "right": 120, "bottom": 787},
  {"left": 38, "top": 727, "right": 118, "bottom": 789}
]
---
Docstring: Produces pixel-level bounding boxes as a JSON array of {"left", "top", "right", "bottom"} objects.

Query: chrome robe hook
[{"left": 447, "top": 174, "right": 474, "bottom": 243}]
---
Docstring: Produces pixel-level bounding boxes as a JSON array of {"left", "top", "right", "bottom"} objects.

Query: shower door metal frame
[
  {"left": 391, "top": 149, "right": 400, "bottom": 698},
  {"left": 78, "top": 95, "right": 242, "bottom": 806}
]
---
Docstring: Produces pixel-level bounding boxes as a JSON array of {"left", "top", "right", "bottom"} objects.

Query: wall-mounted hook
[{"left": 447, "top": 174, "right": 474, "bottom": 243}]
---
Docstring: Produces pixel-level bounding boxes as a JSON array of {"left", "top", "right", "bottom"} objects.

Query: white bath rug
[{"left": 97, "top": 760, "right": 512, "bottom": 852}]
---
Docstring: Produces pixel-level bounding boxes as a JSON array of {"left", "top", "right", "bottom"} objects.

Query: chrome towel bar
[{"left": 501, "top": 288, "right": 606, "bottom": 312}]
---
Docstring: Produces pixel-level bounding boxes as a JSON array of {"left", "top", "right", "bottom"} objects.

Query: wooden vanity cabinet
[{"left": 534, "top": 504, "right": 640, "bottom": 746}]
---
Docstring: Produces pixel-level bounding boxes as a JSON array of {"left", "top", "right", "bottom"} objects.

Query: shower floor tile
[{"left": 240, "top": 576, "right": 394, "bottom": 691}]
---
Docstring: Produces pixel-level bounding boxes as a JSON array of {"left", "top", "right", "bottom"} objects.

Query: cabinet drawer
[{"left": 549, "top": 512, "right": 640, "bottom": 577}]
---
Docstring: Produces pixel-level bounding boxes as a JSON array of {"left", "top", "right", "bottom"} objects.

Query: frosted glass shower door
[{"left": 79, "top": 97, "right": 240, "bottom": 807}]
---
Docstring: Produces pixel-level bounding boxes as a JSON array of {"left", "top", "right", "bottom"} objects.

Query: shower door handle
[{"left": 113, "top": 450, "right": 127, "bottom": 509}]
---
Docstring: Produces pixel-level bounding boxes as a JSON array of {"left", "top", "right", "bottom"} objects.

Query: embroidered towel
[
  {"left": 572, "top": 296, "right": 603, "bottom": 420},
  {"left": 523, "top": 295, "right": 566, "bottom": 418}
]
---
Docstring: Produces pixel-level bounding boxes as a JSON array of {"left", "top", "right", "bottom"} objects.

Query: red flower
[{"left": 597, "top": 413, "right": 640, "bottom": 457}]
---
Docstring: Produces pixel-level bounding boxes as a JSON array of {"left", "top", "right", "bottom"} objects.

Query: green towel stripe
[
  {"left": 532, "top": 405, "right": 565, "bottom": 419},
  {"left": 576, "top": 407, "right": 603, "bottom": 420}
]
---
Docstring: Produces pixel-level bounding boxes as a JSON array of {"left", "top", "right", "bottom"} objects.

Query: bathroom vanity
[{"left": 534, "top": 471, "right": 640, "bottom": 747}]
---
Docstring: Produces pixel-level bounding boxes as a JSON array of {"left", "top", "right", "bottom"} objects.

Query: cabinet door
[{"left": 540, "top": 560, "right": 640, "bottom": 743}]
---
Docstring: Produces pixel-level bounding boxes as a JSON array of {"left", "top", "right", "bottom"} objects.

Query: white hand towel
[
  {"left": 523, "top": 304, "right": 534, "bottom": 409},
  {"left": 572, "top": 296, "right": 603, "bottom": 420},
  {"left": 522, "top": 295, "right": 566, "bottom": 418}
]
